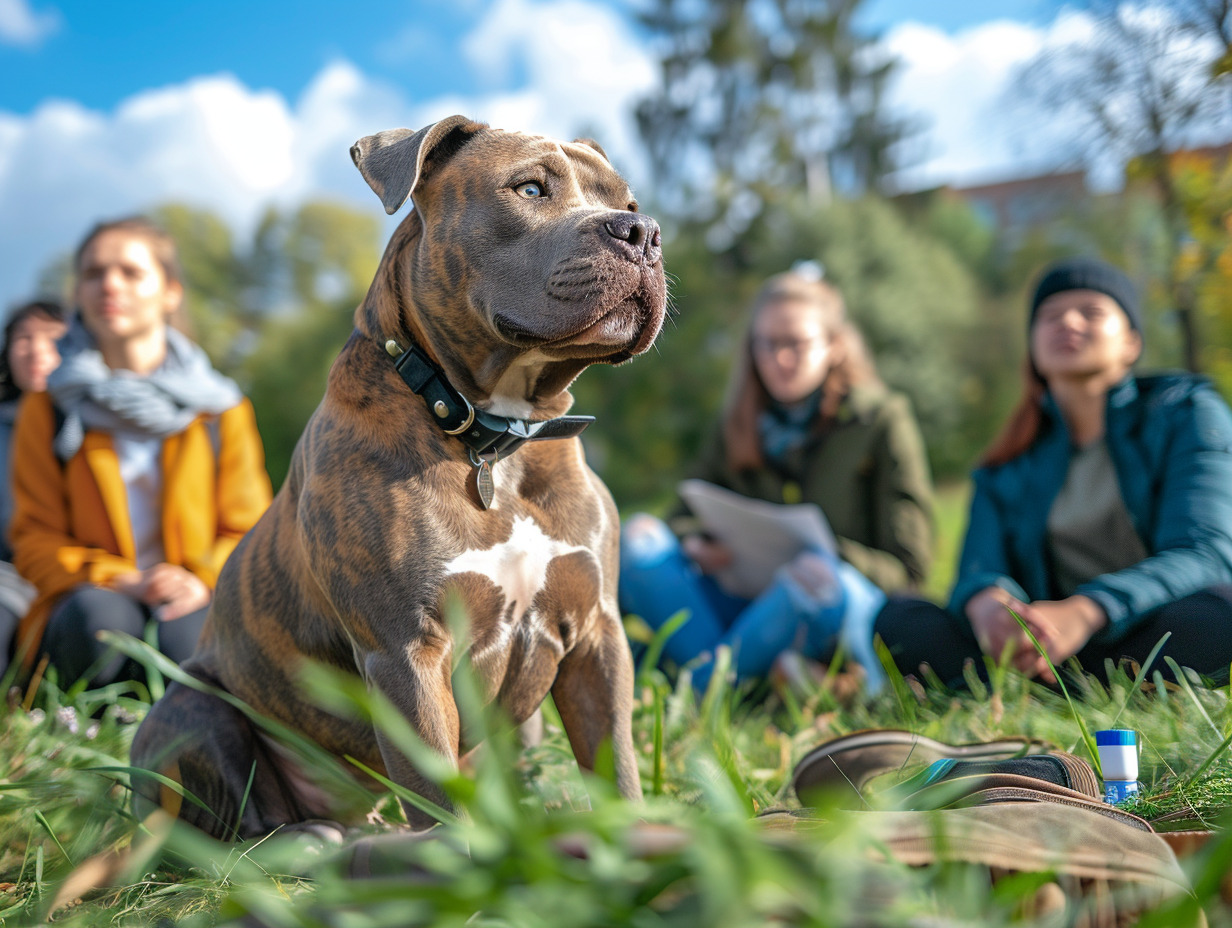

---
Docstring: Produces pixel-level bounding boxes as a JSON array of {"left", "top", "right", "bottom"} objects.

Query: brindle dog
[{"left": 131, "top": 115, "right": 666, "bottom": 836}]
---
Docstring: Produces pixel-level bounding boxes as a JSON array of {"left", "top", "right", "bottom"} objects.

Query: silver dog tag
[{"left": 471, "top": 458, "right": 494, "bottom": 510}]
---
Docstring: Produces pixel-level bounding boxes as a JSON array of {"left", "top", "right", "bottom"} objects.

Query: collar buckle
[{"left": 442, "top": 400, "right": 476, "bottom": 435}]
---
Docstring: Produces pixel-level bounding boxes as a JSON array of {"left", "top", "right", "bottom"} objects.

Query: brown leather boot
[{"left": 792, "top": 729, "right": 1053, "bottom": 806}]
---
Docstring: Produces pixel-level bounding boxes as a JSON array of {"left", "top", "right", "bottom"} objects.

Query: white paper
[{"left": 677, "top": 478, "right": 836, "bottom": 599}]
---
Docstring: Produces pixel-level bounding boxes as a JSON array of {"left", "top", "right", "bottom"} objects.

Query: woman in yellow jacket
[{"left": 10, "top": 217, "right": 272, "bottom": 686}]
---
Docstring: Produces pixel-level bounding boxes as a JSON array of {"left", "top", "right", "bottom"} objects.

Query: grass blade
[
  {"left": 297, "top": 661, "right": 456, "bottom": 784},
  {"left": 875, "top": 636, "right": 917, "bottom": 726},
  {"left": 1185, "top": 721, "right": 1232, "bottom": 785},
  {"left": 1009, "top": 608, "right": 1101, "bottom": 778},
  {"left": 1108, "top": 632, "right": 1170, "bottom": 728},
  {"left": 78, "top": 765, "right": 215, "bottom": 821},
  {"left": 652, "top": 684, "right": 665, "bottom": 797},
  {"left": 142, "top": 619, "right": 165, "bottom": 703},
  {"left": 32, "top": 811, "right": 74, "bottom": 867},
  {"left": 636, "top": 609, "right": 689, "bottom": 691},
  {"left": 232, "top": 761, "right": 259, "bottom": 841},
  {"left": 698, "top": 646, "right": 733, "bottom": 738},
  {"left": 97, "top": 631, "right": 376, "bottom": 809},
  {"left": 1164, "top": 655, "right": 1220, "bottom": 736},
  {"left": 344, "top": 756, "right": 459, "bottom": 826}
]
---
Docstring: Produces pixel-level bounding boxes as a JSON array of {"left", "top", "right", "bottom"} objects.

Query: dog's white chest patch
[{"left": 443, "top": 516, "right": 588, "bottom": 617}]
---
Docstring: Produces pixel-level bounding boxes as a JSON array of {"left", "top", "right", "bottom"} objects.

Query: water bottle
[{"left": 1095, "top": 729, "right": 1139, "bottom": 804}]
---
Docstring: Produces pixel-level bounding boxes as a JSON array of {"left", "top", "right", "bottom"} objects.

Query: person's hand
[
  {"left": 1012, "top": 595, "right": 1108, "bottom": 683},
  {"left": 965, "top": 586, "right": 1035, "bottom": 666},
  {"left": 783, "top": 550, "right": 840, "bottom": 602},
  {"left": 113, "top": 563, "right": 211, "bottom": 621},
  {"left": 681, "top": 534, "right": 734, "bottom": 575}
]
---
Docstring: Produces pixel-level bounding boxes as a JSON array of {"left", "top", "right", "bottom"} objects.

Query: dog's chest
[{"left": 443, "top": 516, "right": 588, "bottom": 615}]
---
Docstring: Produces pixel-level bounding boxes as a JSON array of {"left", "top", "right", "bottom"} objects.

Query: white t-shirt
[{"left": 113, "top": 433, "right": 166, "bottom": 571}]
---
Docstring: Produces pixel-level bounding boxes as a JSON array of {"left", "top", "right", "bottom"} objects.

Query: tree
[
  {"left": 1170, "top": 147, "right": 1232, "bottom": 394},
  {"left": 241, "top": 202, "right": 383, "bottom": 489},
  {"left": 573, "top": 196, "right": 986, "bottom": 512},
  {"left": 1084, "top": 0, "right": 1231, "bottom": 76},
  {"left": 1014, "top": 2, "right": 1232, "bottom": 370},
  {"left": 633, "top": 0, "right": 911, "bottom": 244},
  {"left": 155, "top": 204, "right": 256, "bottom": 370}
]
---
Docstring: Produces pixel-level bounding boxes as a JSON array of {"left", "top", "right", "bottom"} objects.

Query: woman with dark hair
[
  {"left": 0, "top": 300, "right": 67, "bottom": 677},
  {"left": 10, "top": 217, "right": 273, "bottom": 687},
  {"left": 874, "top": 257, "right": 1232, "bottom": 684},
  {"left": 619, "top": 270, "right": 934, "bottom": 690}
]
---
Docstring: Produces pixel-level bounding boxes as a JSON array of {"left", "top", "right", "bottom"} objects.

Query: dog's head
[{"left": 352, "top": 116, "right": 667, "bottom": 418}]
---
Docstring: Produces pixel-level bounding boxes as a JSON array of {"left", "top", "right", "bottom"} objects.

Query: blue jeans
[{"left": 619, "top": 515, "right": 883, "bottom": 690}]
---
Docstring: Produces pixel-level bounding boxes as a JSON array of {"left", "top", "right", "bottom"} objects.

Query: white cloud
[
  {"left": 458, "top": 0, "right": 657, "bottom": 177},
  {"left": 19, "top": 1, "right": 1219, "bottom": 315},
  {"left": 0, "top": 74, "right": 307, "bottom": 312},
  {"left": 0, "top": 0, "right": 59, "bottom": 46},
  {"left": 373, "top": 23, "right": 439, "bottom": 68},
  {"left": 0, "top": 0, "right": 659, "bottom": 314},
  {"left": 881, "top": 18, "right": 1060, "bottom": 191},
  {"left": 882, "top": 7, "right": 1232, "bottom": 192}
]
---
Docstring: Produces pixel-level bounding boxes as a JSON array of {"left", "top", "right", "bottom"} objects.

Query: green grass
[
  {"left": 923, "top": 479, "right": 972, "bottom": 604},
  {"left": 3, "top": 487, "right": 1229, "bottom": 925},
  {"left": 5, "top": 633, "right": 1232, "bottom": 926}
]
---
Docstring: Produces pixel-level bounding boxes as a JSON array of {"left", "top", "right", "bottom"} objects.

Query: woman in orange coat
[
  {"left": 0, "top": 299, "right": 67, "bottom": 678},
  {"left": 11, "top": 217, "right": 272, "bottom": 687}
]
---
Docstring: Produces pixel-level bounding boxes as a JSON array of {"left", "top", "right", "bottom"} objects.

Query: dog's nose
[{"left": 603, "top": 213, "right": 662, "bottom": 265}]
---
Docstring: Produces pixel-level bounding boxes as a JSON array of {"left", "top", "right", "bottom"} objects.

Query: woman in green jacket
[{"left": 619, "top": 270, "right": 934, "bottom": 690}]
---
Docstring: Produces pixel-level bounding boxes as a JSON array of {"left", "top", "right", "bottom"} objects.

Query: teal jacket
[{"left": 950, "top": 374, "right": 1232, "bottom": 643}]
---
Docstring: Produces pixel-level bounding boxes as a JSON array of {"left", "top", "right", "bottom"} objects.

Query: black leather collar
[{"left": 380, "top": 332, "right": 593, "bottom": 460}]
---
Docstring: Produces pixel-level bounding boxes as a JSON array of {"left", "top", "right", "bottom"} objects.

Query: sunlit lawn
[
  {"left": 4, "top": 488, "right": 1232, "bottom": 925},
  {"left": 922, "top": 479, "right": 972, "bottom": 605}
]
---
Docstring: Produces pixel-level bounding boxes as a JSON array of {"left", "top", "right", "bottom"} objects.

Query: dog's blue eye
[{"left": 515, "top": 182, "right": 543, "bottom": 198}]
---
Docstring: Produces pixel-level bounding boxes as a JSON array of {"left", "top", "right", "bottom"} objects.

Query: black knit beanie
[{"left": 1029, "top": 257, "right": 1142, "bottom": 342}]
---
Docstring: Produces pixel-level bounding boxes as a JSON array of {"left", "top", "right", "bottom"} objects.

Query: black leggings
[
  {"left": 873, "top": 586, "right": 1232, "bottom": 687},
  {"left": 41, "top": 585, "right": 208, "bottom": 688},
  {"left": 0, "top": 602, "right": 18, "bottom": 681}
]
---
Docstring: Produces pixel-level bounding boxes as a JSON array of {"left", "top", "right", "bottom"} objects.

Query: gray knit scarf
[{"left": 47, "top": 317, "right": 242, "bottom": 460}]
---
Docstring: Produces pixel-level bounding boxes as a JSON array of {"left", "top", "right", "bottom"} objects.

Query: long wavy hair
[
  {"left": 0, "top": 299, "right": 66, "bottom": 403},
  {"left": 721, "top": 272, "right": 880, "bottom": 472}
]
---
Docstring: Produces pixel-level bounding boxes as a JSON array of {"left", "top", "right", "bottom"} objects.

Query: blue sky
[
  {"left": 0, "top": 0, "right": 1110, "bottom": 311},
  {"left": 1, "top": 1, "right": 1062, "bottom": 114},
  {"left": 1, "top": 1, "right": 483, "bottom": 113}
]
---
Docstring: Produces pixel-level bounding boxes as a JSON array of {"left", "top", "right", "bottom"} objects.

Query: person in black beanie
[
  {"left": 1028, "top": 256, "right": 1144, "bottom": 337},
  {"left": 869, "top": 256, "right": 1232, "bottom": 687}
]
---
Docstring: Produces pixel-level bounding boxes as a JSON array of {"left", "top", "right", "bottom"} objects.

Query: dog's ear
[
  {"left": 351, "top": 116, "right": 486, "bottom": 215},
  {"left": 573, "top": 138, "right": 610, "bottom": 162}
]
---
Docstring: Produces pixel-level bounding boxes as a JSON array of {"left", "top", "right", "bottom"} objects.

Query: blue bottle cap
[{"left": 1095, "top": 729, "right": 1136, "bottom": 746}]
